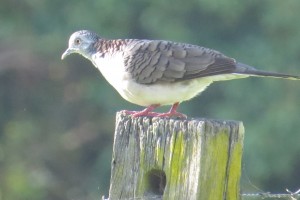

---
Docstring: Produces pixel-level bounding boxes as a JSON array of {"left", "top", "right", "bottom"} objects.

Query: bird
[{"left": 61, "top": 30, "right": 300, "bottom": 118}]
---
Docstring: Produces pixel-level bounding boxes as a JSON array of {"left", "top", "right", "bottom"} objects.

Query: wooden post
[{"left": 108, "top": 112, "right": 244, "bottom": 200}]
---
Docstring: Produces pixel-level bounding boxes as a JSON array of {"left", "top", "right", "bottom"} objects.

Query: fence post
[{"left": 108, "top": 112, "right": 244, "bottom": 200}]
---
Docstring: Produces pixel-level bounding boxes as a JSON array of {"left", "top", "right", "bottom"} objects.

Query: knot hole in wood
[{"left": 146, "top": 169, "right": 166, "bottom": 196}]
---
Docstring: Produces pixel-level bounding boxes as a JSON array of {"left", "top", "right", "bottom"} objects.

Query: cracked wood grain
[{"left": 109, "top": 112, "right": 244, "bottom": 200}]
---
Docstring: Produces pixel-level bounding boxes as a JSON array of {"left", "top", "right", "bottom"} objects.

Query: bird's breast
[
  {"left": 92, "top": 52, "right": 129, "bottom": 88},
  {"left": 91, "top": 52, "right": 243, "bottom": 107}
]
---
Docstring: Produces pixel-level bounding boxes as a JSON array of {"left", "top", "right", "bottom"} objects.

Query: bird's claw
[
  {"left": 121, "top": 110, "right": 187, "bottom": 119},
  {"left": 156, "top": 111, "right": 187, "bottom": 119}
]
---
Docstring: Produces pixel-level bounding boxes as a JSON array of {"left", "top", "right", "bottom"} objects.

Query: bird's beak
[{"left": 61, "top": 48, "right": 75, "bottom": 60}]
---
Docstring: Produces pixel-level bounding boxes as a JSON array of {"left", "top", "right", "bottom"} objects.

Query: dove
[{"left": 62, "top": 30, "right": 300, "bottom": 118}]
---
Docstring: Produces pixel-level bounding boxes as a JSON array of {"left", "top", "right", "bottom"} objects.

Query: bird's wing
[{"left": 123, "top": 40, "right": 237, "bottom": 84}]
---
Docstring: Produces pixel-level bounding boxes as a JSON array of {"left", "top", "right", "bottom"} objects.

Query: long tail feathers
[{"left": 234, "top": 62, "right": 300, "bottom": 80}]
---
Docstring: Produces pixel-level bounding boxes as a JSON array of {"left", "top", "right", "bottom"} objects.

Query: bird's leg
[
  {"left": 122, "top": 103, "right": 187, "bottom": 118},
  {"left": 157, "top": 102, "right": 187, "bottom": 118},
  {"left": 123, "top": 104, "right": 161, "bottom": 117}
]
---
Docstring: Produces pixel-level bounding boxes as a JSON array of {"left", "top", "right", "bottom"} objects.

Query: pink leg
[
  {"left": 157, "top": 102, "right": 187, "bottom": 118},
  {"left": 122, "top": 102, "right": 187, "bottom": 118},
  {"left": 123, "top": 104, "right": 161, "bottom": 117}
]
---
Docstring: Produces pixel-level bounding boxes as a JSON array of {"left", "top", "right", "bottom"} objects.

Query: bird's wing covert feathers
[{"left": 123, "top": 40, "right": 237, "bottom": 84}]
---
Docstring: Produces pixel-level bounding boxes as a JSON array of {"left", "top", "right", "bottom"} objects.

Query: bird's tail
[{"left": 234, "top": 62, "right": 300, "bottom": 80}]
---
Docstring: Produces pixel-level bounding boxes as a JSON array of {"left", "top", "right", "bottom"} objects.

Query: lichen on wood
[{"left": 109, "top": 112, "right": 244, "bottom": 200}]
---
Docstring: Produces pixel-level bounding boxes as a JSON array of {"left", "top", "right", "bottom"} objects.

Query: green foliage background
[{"left": 0, "top": 0, "right": 300, "bottom": 199}]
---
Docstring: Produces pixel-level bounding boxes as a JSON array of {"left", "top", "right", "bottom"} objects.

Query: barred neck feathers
[{"left": 94, "top": 39, "right": 132, "bottom": 55}]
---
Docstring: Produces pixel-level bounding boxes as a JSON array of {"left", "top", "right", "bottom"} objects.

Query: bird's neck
[{"left": 94, "top": 39, "right": 128, "bottom": 55}]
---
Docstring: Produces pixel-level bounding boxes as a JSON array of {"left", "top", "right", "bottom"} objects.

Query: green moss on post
[{"left": 109, "top": 112, "right": 244, "bottom": 200}]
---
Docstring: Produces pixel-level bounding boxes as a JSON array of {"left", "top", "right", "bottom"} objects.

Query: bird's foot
[
  {"left": 132, "top": 111, "right": 162, "bottom": 117},
  {"left": 122, "top": 110, "right": 162, "bottom": 117},
  {"left": 156, "top": 111, "right": 187, "bottom": 119},
  {"left": 122, "top": 110, "right": 186, "bottom": 118},
  {"left": 122, "top": 104, "right": 161, "bottom": 117},
  {"left": 121, "top": 102, "right": 187, "bottom": 119},
  {"left": 155, "top": 102, "right": 187, "bottom": 118}
]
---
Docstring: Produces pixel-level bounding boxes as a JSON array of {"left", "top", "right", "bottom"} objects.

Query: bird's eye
[{"left": 75, "top": 38, "right": 81, "bottom": 45}]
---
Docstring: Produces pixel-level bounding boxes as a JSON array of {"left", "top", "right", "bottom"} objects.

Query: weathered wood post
[{"left": 108, "top": 112, "right": 244, "bottom": 200}]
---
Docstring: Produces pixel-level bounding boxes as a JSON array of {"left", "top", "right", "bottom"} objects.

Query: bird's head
[{"left": 61, "top": 30, "right": 100, "bottom": 60}]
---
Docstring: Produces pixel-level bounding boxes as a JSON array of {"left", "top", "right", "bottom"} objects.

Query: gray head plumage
[{"left": 61, "top": 30, "right": 101, "bottom": 60}]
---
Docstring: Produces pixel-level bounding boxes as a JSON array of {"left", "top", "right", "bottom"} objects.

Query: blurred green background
[{"left": 1, "top": 0, "right": 300, "bottom": 199}]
